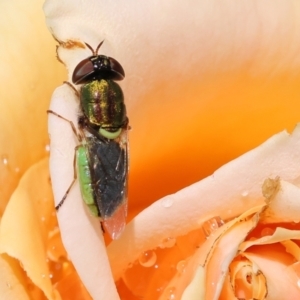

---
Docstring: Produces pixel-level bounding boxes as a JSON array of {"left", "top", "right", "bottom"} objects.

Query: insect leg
[
  {"left": 47, "top": 109, "right": 83, "bottom": 210},
  {"left": 63, "top": 81, "right": 80, "bottom": 98},
  {"left": 47, "top": 110, "right": 80, "bottom": 141},
  {"left": 55, "top": 145, "right": 80, "bottom": 211}
]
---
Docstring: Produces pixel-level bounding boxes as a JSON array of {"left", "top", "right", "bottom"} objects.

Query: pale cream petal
[
  {"left": 261, "top": 179, "right": 300, "bottom": 223},
  {"left": 48, "top": 86, "right": 120, "bottom": 300}
]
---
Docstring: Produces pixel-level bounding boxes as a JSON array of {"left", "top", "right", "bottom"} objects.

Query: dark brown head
[{"left": 72, "top": 41, "right": 125, "bottom": 85}]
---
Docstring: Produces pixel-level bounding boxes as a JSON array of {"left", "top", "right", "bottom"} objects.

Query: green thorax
[{"left": 80, "top": 79, "right": 126, "bottom": 131}]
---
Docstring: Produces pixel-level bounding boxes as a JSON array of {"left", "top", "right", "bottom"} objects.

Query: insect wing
[{"left": 86, "top": 129, "right": 128, "bottom": 239}]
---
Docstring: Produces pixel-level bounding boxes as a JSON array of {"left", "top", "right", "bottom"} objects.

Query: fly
[{"left": 48, "top": 41, "right": 129, "bottom": 240}]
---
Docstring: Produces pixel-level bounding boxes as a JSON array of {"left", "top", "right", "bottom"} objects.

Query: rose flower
[{"left": 1, "top": 0, "right": 300, "bottom": 299}]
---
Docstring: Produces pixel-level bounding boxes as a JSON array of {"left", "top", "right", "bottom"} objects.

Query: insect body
[{"left": 52, "top": 41, "right": 129, "bottom": 240}]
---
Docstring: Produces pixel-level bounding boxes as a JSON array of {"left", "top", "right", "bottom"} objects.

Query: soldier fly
[{"left": 48, "top": 41, "right": 129, "bottom": 240}]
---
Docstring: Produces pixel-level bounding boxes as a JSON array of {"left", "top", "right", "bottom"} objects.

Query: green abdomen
[
  {"left": 80, "top": 79, "right": 126, "bottom": 130},
  {"left": 76, "top": 146, "right": 99, "bottom": 217}
]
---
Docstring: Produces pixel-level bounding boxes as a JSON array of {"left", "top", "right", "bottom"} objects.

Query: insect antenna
[{"left": 84, "top": 40, "right": 105, "bottom": 56}]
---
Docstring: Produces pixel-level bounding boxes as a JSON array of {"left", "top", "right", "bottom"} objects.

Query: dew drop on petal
[
  {"left": 54, "top": 262, "right": 62, "bottom": 271},
  {"left": 202, "top": 216, "right": 225, "bottom": 237},
  {"left": 176, "top": 260, "right": 186, "bottom": 274},
  {"left": 260, "top": 227, "right": 275, "bottom": 237},
  {"left": 45, "top": 144, "right": 50, "bottom": 152},
  {"left": 241, "top": 190, "right": 249, "bottom": 197},
  {"left": 161, "top": 198, "right": 173, "bottom": 208},
  {"left": 167, "top": 287, "right": 176, "bottom": 300},
  {"left": 158, "top": 237, "right": 176, "bottom": 248},
  {"left": 138, "top": 250, "right": 157, "bottom": 267},
  {"left": 1, "top": 154, "right": 9, "bottom": 166}
]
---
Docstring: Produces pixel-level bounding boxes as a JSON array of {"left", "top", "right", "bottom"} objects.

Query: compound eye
[
  {"left": 109, "top": 57, "right": 125, "bottom": 80},
  {"left": 72, "top": 58, "right": 94, "bottom": 84}
]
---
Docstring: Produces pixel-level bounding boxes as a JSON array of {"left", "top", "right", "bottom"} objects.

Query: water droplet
[
  {"left": 138, "top": 250, "right": 157, "bottom": 267},
  {"left": 49, "top": 273, "right": 53, "bottom": 279},
  {"left": 176, "top": 260, "right": 186, "bottom": 274},
  {"left": 159, "top": 237, "right": 176, "bottom": 249},
  {"left": 260, "top": 227, "right": 274, "bottom": 237},
  {"left": 161, "top": 198, "right": 173, "bottom": 208},
  {"left": 45, "top": 144, "right": 50, "bottom": 152},
  {"left": 19, "top": 261, "right": 24, "bottom": 269},
  {"left": 297, "top": 279, "right": 300, "bottom": 288},
  {"left": 167, "top": 287, "right": 176, "bottom": 300},
  {"left": 6, "top": 282, "right": 11, "bottom": 289},
  {"left": 54, "top": 262, "right": 62, "bottom": 271},
  {"left": 202, "top": 216, "right": 225, "bottom": 237},
  {"left": 41, "top": 273, "right": 46, "bottom": 279},
  {"left": 1, "top": 154, "right": 9, "bottom": 166},
  {"left": 241, "top": 190, "right": 249, "bottom": 197}
]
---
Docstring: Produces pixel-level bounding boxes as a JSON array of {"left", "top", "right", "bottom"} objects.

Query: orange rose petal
[
  {"left": 108, "top": 126, "right": 300, "bottom": 280},
  {"left": 0, "top": 0, "right": 66, "bottom": 215},
  {"left": 219, "top": 273, "right": 236, "bottom": 300},
  {"left": 0, "top": 158, "right": 57, "bottom": 299},
  {"left": 43, "top": 1, "right": 300, "bottom": 297},
  {"left": 228, "top": 258, "right": 267, "bottom": 300},
  {"left": 158, "top": 205, "right": 264, "bottom": 299},
  {"left": 0, "top": 255, "right": 30, "bottom": 300},
  {"left": 205, "top": 215, "right": 260, "bottom": 299},
  {"left": 239, "top": 227, "right": 300, "bottom": 253},
  {"left": 243, "top": 251, "right": 300, "bottom": 299},
  {"left": 181, "top": 266, "right": 205, "bottom": 300},
  {"left": 281, "top": 240, "right": 300, "bottom": 261}
]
